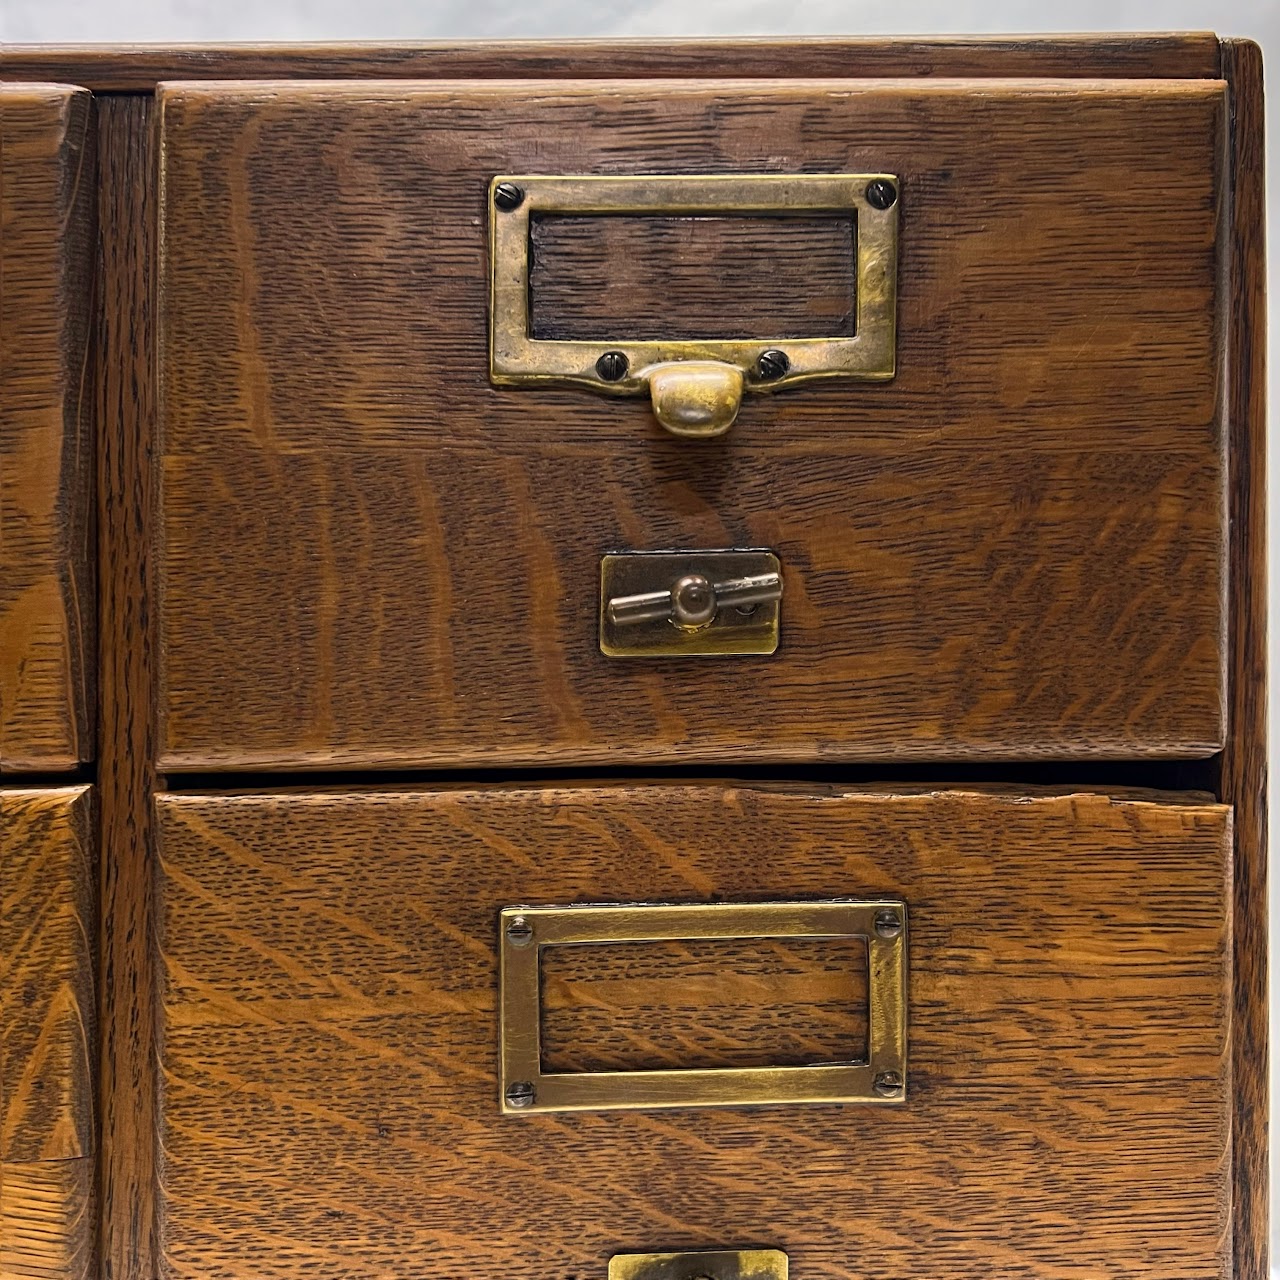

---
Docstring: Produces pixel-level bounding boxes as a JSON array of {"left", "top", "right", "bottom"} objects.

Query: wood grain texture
[
  {"left": 0, "top": 34, "right": 1222, "bottom": 92},
  {"left": 95, "top": 94, "right": 159, "bottom": 1280},
  {"left": 154, "top": 785, "right": 1232, "bottom": 1280},
  {"left": 0, "top": 85, "right": 96, "bottom": 772},
  {"left": 0, "top": 1158, "right": 94, "bottom": 1279},
  {"left": 540, "top": 935, "right": 869, "bottom": 1072},
  {"left": 156, "top": 79, "right": 1227, "bottom": 770},
  {"left": 0, "top": 786, "right": 95, "bottom": 1280},
  {"left": 1220, "top": 37, "right": 1269, "bottom": 1280},
  {"left": 530, "top": 214, "right": 857, "bottom": 340}
]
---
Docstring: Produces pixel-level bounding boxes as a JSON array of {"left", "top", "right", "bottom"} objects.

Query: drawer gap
[{"left": 158, "top": 756, "right": 1221, "bottom": 798}]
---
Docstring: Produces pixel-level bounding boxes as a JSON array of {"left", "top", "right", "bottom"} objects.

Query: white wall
[{"left": 3, "top": 0, "right": 1278, "bottom": 1264}]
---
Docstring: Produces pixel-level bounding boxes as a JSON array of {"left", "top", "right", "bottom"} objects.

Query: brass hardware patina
[
  {"left": 600, "top": 550, "right": 782, "bottom": 657},
  {"left": 498, "top": 899, "right": 908, "bottom": 1115},
  {"left": 489, "top": 173, "right": 898, "bottom": 437},
  {"left": 609, "top": 1251, "right": 789, "bottom": 1280}
]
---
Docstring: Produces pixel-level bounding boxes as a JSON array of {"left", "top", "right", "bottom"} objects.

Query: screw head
[
  {"left": 505, "top": 1080, "right": 536, "bottom": 1109},
  {"left": 755, "top": 349, "right": 790, "bottom": 381},
  {"left": 493, "top": 182, "right": 525, "bottom": 211},
  {"left": 874, "top": 908, "right": 903, "bottom": 939},
  {"left": 505, "top": 915, "right": 534, "bottom": 948},
  {"left": 596, "top": 350, "right": 629, "bottom": 382},
  {"left": 865, "top": 179, "right": 898, "bottom": 210},
  {"left": 873, "top": 1071, "right": 904, "bottom": 1098}
]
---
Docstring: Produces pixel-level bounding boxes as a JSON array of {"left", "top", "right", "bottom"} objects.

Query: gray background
[{"left": 2, "top": 0, "right": 1278, "bottom": 1261}]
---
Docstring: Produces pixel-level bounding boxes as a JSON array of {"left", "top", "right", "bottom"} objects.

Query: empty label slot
[
  {"left": 539, "top": 935, "right": 869, "bottom": 1074},
  {"left": 529, "top": 213, "right": 857, "bottom": 341}
]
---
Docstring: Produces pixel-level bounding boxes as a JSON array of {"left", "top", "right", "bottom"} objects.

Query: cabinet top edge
[{"left": 0, "top": 32, "right": 1225, "bottom": 93}]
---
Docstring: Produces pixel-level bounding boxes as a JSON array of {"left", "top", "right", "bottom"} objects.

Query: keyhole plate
[
  {"left": 600, "top": 549, "right": 781, "bottom": 658},
  {"left": 609, "top": 1251, "right": 788, "bottom": 1280}
]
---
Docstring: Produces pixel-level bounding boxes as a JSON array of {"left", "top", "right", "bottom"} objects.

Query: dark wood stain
[
  {"left": 154, "top": 785, "right": 1232, "bottom": 1280},
  {"left": 0, "top": 35, "right": 1223, "bottom": 92},
  {"left": 94, "top": 93, "right": 159, "bottom": 1280},
  {"left": 155, "top": 79, "right": 1228, "bottom": 771},
  {"left": 0, "top": 86, "right": 97, "bottom": 772},
  {"left": 530, "top": 214, "right": 857, "bottom": 341},
  {"left": 0, "top": 38, "right": 1256, "bottom": 1280}
]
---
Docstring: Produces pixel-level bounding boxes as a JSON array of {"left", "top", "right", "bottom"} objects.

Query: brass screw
[
  {"left": 755, "top": 349, "right": 790, "bottom": 381},
  {"left": 874, "top": 908, "right": 902, "bottom": 939},
  {"left": 865, "top": 179, "right": 898, "bottom": 210},
  {"left": 505, "top": 915, "right": 534, "bottom": 948},
  {"left": 873, "top": 1071, "right": 903, "bottom": 1098},
  {"left": 493, "top": 182, "right": 524, "bottom": 211},
  {"left": 505, "top": 1081, "right": 536, "bottom": 1108},
  {"left": 596, "top": 350, "right": 629, "bottom": 381}
]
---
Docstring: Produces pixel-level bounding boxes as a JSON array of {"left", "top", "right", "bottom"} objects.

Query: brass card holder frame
[
  {"left": 499, "top": 900, "right": 907, "bottom": 1115},
  {"left": 489, "top": 174, "right": 899, "bottom": 437}
]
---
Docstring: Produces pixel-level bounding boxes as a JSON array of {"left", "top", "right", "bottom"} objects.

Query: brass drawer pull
[
  {"left": 498, "top": 899, "right": 908, "bottom": 1115},
  {"left": 607, "top": 570, "right": 782, "bottom": 630},
  {"left": 489, "top": 173, "right": 899, "bottom": 438}
]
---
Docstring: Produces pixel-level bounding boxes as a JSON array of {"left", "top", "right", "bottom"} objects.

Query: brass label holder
[
  {"left": 609, "top": 1251, "right": 789, "bottom": 1280},
  {"left": 489, "top": 173, "right": 899, "bottom": 437},
  {"left": 499, "top": 900, "right": 907, "bottom": 1115}
]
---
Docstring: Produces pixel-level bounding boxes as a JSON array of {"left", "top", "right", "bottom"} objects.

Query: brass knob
[
  {"left": 644, "top": 361, "right": 744, "bottom": 438},
  {"left": 607, "top": 570, "right": 783, "bottom": 632}
]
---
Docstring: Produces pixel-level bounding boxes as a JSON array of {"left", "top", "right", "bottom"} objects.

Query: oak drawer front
[
  {"left": 0, "top": 86, "right": 96, "bottom": 771},
  {"left": 0, "top": 786, "right": 96, "bottom": 1279},
  {"left": 155, "top": 78, "right": 1226, "bottom": 771},
  {"left": 155, "top": 786, "right": 1231, "bottom": 1279}
]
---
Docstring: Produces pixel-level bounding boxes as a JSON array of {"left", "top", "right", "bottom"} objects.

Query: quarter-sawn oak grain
[
  {"left": 539, "top": 935, "right": 870, "bottom": 1073},
  {"left": 529, "top": 214, "right": 858, "bottom": 341},
  {"left": 0, "top": 85, "right": 96, "bottom": 772},
  {"left": 0, "top": 1158, "right": 95, "bottom": 1279},
  {"left": 155, "top": 785, "right": 1231, "bottom": 1280},
  {"left": 0, "top": 785, "right": 96, "bottom": 1280},
  {"left": 156, "top": 79, "right": 1227, "bottom": 770}
]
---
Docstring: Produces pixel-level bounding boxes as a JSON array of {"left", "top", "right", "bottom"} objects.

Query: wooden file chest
[{"left": 0, "top": 33, "right": 1267, "bottom": 1280}]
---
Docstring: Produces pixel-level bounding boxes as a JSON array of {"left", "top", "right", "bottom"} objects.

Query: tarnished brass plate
[
  {"left": 499, "top": 900, "right": 907, "bottom": 1115},
  {"left": 489, "top": 173, "right": 898, "bottom": 403},
  {"left": 609, "top": 1250, "right": 789, "bottom": 1280},
  {"left": 600, "top": 549, "right": 781, "bottom": 657}
]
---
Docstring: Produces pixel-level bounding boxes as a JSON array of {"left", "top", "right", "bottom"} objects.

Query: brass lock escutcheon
[
  {"left": 489, "top": 174, "right": 899, "bottom": 437},
  {"left": 600, "top": 551, "right": 782, "bottom": 657}
]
